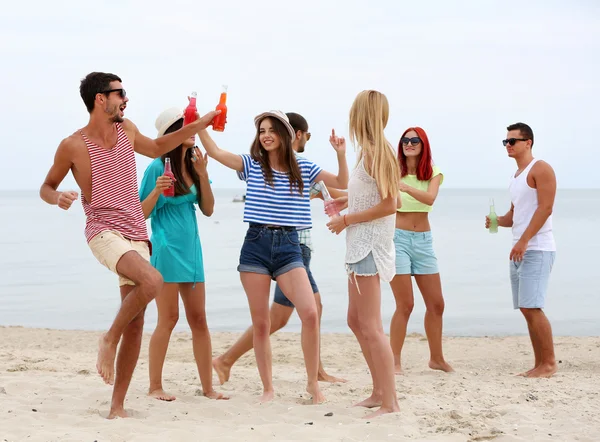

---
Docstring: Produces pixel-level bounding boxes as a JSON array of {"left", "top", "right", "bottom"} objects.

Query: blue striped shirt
[{"left": 237, "top": 154, "right": 322, "bottom": 228}]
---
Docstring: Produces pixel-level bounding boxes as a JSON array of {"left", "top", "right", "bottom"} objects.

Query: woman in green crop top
[{"left": 390, "top": 127, "right": 454, "bottom": 374}]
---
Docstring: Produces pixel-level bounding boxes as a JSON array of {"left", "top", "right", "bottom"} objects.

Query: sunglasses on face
[
  {"left": 102, "top": 88, "right": 126, "bottom": 98},
  {"left": 502, "top": 138, "right": 529, "bottom": 146},
  {"left": 306, "top": 132, "right": 311, "bottom": 141},
  {"left": 401, "top": 137, "right": 421, "bottom": 146}
]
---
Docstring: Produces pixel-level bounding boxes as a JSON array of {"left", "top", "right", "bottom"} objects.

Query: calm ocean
[{"left": 0, "top": 188, "right": 598, "bottom": 336}]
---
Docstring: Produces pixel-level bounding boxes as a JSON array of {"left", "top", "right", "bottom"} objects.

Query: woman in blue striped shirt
[{"left": 198, "top": 110, "right": 348, "bottom": 404}]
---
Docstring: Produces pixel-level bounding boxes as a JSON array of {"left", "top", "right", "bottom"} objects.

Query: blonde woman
[{"left": 327, "top": 90, "right": 400, "bottom": 419}]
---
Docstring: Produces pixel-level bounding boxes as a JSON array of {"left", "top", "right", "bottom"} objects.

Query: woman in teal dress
[{"left": 139, "top": 107, "right": 226, "bottom": 401}]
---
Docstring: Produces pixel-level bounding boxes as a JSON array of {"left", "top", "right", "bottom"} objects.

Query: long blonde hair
[{"left": 349, "top": 90, "right": 400, "bottom": 199}]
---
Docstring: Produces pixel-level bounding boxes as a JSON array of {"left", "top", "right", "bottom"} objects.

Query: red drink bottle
[
  {"left": 183, "top": 91, "right": 197, "bottom": 126},
  {"left": 163, "top": 157, "right": 175, "bottom": 197}
]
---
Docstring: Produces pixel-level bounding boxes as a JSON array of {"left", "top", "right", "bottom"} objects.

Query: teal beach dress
[{"left": 139, "top": 158, "right": 206, "bottom": 284}]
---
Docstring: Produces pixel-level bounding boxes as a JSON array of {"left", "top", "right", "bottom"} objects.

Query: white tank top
[
  {"left": 509, "top": 158, "right": 555, "bottom": 251},
  {"left": 345, "top": 158, "right": 396, "bottom": 282}
]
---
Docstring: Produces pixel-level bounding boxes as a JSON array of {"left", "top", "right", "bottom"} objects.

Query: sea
[{"left": 1, "top": 188, "right": 598, "bottom": 337}]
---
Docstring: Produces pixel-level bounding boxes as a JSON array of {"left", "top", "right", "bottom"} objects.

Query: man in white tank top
[{"left": 485, "top": 122, "right": 557, "bottom": 378}]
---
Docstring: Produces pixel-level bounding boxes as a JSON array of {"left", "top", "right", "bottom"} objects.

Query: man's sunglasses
[
  {"left": 102, "top": 88, "right": 126, "bottom": 98},
  {"left": 306, "top": 132, "right": 311, "bottom": 141},
  {"left": 401, "top": 137, "right": 422, "bottom": 146},
  {"left": 502, "top": 138, "right": 529, "bottom": 146}
]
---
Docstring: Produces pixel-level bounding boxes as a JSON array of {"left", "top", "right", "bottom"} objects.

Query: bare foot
[
  {"left": 354, "top": 394, "right": 382, "bottom": 409},
  {"left": 148, "top": 388, "right": 176, "bottom": 401},
  {"left": 429, "top": 359, "right": 454, "bottom": 373},
  {"left": 259, "top": 390, "right": 274, "bottom": 404},
  {"left": 318, "top": 371, "right": 348, "bottom": 383},
  {"left": 394, "top": 365, "right": 403, "bottom": 375},
  {"left": 107, "top": 407, "right": 129, "bottom": 419},
  {"left": 212, "top": 357, "right": 231, "bottom": 385},
  {"left": 96, "top": 334, "right": 117, "bottom": 385},
  {"left": 363, "top": 403, "right": 400, "bottom": 419},
  {"left": 517, "top": 367, "right": 537, "bottom": 377},
  {"left": 203, "top": 390, "right": 229, "bottom": 400},
  {"left": 526, "top": 363, "right": 558, "bottom": 378},
  {"left": 307, "top": 382, "right": 325, "bottom": 404}
]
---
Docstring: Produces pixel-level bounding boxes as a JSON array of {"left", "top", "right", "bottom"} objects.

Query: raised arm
[
  {"left": 40, "top": 138, "right": 79, "bottom": 210},
  {"left": 126, "top": 111, "right": 220, "bottom": 159},
  {"left": 399, "top": 174, "right": 442, "bottom": 206},
  {"left": 197, "top": 129, "right": 244, "bottom": 172},
  {"left": 313, "top": 129, "right": 349, "bottom": 189}
]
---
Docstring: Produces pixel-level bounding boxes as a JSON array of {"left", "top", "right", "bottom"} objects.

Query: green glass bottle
[{"left": 488, "top": 198, "right": 498, "bottom": 234}]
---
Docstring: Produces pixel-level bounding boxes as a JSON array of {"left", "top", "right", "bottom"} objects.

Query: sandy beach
[{"left": 0, "top": 326, "right": 598, "bottom": 441}]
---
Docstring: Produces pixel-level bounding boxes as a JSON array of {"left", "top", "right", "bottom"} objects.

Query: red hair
[{"left": 398, "top": 126, "right": 433, "bottom": 181}]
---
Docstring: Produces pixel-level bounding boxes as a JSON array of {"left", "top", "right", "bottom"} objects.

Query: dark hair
[
  {"left": 251, "top": 117, "right": 304, "bottom": 194},
  {"left": 507, "top": 122, "right": 534, "bottom": 148},
  {"left": 161, "top": 119, "right": 202, "bottom": 205},
  {"left": 286, "top": 112, "right": 308, "bottom": 133},
  {"left": 398, "top": 127, "right": 433, "bottom": 181},
  {"left": 79, "top": 72, "right": 122, "bottom": 113}
]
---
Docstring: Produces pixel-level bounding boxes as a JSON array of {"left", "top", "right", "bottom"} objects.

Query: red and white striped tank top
[{"left": 80, "top": 123, "right": 149, "bottom": 244}]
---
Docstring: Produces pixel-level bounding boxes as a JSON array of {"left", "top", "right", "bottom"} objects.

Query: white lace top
[{"left": 345, "top": 158, "right": 396, "bottom": 282}]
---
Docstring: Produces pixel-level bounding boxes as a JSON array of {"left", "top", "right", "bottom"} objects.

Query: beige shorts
[{"left": 88, "top": 230, "right": 151, "bottom": 286}]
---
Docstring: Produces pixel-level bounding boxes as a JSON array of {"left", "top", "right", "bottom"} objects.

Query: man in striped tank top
[
  {"left": 485, "top": 122, "right": 558, "bottom": 378},
  {"left": 39, "top": 72, "right": 220, "bottom": 418}
]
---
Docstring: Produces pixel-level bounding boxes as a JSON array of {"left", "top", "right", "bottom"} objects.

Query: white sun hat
[
  {"left": 155, "top": 107, "right": 184, "bottom": 137},
  {"left": 253, "top": 110, "right": 296, "bottom": 140}
]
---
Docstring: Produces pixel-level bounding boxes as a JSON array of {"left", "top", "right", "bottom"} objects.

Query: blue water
[{"left": 0, "top": 188, "right": 598, "bottom": 336}]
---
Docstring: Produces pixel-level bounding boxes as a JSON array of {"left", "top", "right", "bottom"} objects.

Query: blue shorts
[
  {"left": 273, "top": 244, "right": 319, "bottom": 308},
  {"left": 510, "top": 250, "right": 556, "bottom": 309},
  {"left": 394, "top": 229, "right": 439, "bottom": 275},
  {"left": 238, "top": 224, "right": 305, "bottom": 279},
  {"left": 346, "top": 252, "right": 378, "bottom": 276}
]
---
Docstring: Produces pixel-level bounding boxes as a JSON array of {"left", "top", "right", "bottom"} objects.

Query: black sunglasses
[
  {"left": 102, "top": 88, "right": 126, "bottom": 98},
  {"left": 401, "top": 137, "right": 421, "bottom": 146},
  {"left": 502, "top": 138, "right": 529, "bottom": 146},
  {"left": 305, "top": 131, "right": 311, "bottom": 141}
]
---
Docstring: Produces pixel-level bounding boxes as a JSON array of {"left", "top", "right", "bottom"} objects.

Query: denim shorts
[
  {"left": 238, "top": 224, "right": 305, "bottom": 279},
  {"left": 394, "top": 229, "right": 438, "bottom": 275},
  {"left": 346, "top": 252, "right": 378, "bottom": 276},
  {"left": 510, "top": 250, "right": 556, "bottom": 309},
  {"left": 273, "top": 244, "right": 319, "bottom": 308}
]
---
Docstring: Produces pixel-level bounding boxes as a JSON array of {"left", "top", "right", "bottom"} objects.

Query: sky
[{"left": 1, "top": 0, "right": 599, "bottom": 191}]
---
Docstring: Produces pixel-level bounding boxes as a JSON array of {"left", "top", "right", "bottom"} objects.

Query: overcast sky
[{"left": 2, "top": 0, "right": 598, "bottom": 190}]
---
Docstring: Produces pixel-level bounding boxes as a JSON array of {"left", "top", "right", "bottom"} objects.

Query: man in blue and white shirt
[{"left": 213, "top": 113, "right": 347, "bottom": 384}]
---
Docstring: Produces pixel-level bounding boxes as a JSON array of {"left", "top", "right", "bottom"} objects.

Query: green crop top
[{"left": 397, "top": 166, "right": 443, "bottom": 213}]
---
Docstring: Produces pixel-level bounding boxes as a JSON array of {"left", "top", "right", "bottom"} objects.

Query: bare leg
[
  {"left": 148, "top": 283, "right": 179, "bottom": 401},
  {"left": 350, "top": 275, "right": 400, "bottom": 419},
  {"left": 239, "top": 272, "right": 274, "bottom": 403},
  {"left": 213, "top": 303, "right": 293, "bottom": 385},
  {"left": 108, "top": 285, "right": 146, "bottom": 419},
  {"left": 414, "top": 274, "right": 454, "bottom": 372},
  {"left": 389, "top": 275, "right": 414, "bottom": 374},
  {"left": 97, "top": 251, "right": 163, "bottom": 386},
  {"left": 347, "top": 281, "right": 382, "bottom": 408},
  {"left": 314, "top": 291, "right": 347, "bottom": 383},
  {"left": 276, "top": 268, "right": 324, "bottom": 404},
  {"left": 521, "top": 308, "right": 557, "bottom": 378},
  {"left": 518, "top": 318, "right": 542, "bottom": 376},
  {"left": 180, "top": 283, "right": 227, "bottom": 400}
]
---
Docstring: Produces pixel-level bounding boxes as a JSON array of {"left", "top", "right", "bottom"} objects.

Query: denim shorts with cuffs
[
  {"left": 394, "top": 228, "right": 439, "bottom": 275},
  {"left": 238, "top": 223, "right": 305, "bottom": 280},
  {"left": 273, "top": 243, "right": 319, "bottom": 308},
  {"left": 510, "top": 250, "right": 555, "bottom": 309}
]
